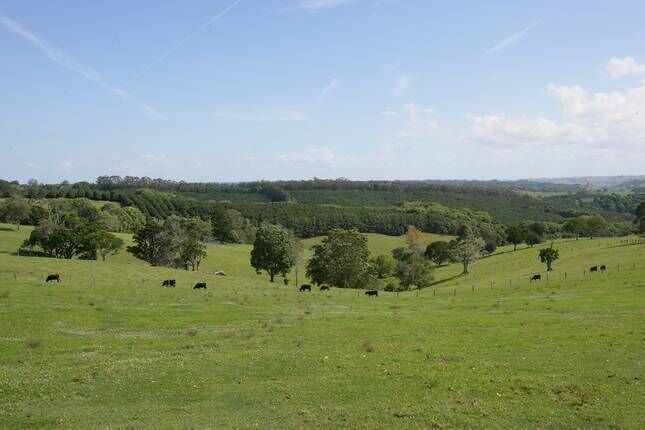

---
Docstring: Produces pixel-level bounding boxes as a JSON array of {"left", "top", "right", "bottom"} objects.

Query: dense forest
[{"left": 1, "top": 177, "right": 642, "bottom": 243}]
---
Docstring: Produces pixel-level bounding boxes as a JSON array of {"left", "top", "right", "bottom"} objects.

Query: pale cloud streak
[
  {"left": 124, "top": 0, "right": 242, "bottom": 87},
  {"left": 397, "top": 102, "right": 437, "bottom": 139},
  {"left": 317, "top": 78, "right": 339, "bottom": 101},
  {"left": 0, "top": 14, "right": 160, "bottom": 117},
  {"left": 607, "top": 56, "right": 645, "bottom": 79},
  {"left": 295, "top": 0, "right": 357, "bottom": 11},
  {"left": 486, "top": 20, "right": 540, "bottom": 54}
]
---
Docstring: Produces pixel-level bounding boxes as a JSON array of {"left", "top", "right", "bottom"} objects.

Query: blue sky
[{"left": 1, "top": 0, "right": 644, "bottom": 183}]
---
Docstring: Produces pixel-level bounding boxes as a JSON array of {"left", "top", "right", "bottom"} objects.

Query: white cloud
[
  {"left": 470, "top": 63, "right": 645, "bottom": 151},
  {"left": 295, "top": 0, "right": 357, "bottom": 11},
  {"left": 0, "top": 14, "right": 161, "bottom": 117},
  {"left": 317, "top": 78, "right": 339, "bottom": 101},
  {"left": 486, "top": 20, "right": 540, "bottom": 54},
  {"left": 397, "top": 102, "right": 437, "bottom": 139},
  {"left": 213, "top": 107, "right": 308, "bottom": 122},
  {"left": 392, "top": 76, "right": 412, "bottom": 96},
  {"left": 470, "top": 115, "right": 601, "bottom": 147},
  {"left": 607, "top": 56, "right": 645, "bottom": 79}
]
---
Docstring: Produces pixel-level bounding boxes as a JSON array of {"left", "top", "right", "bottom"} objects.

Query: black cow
[
  {"left": 45, "top": 274, "right": 60, "bottom": 283},
  {"left": 600, "top": 265, "right": 606, "bottom": 272},
  {"left": 162, "top": 279, "right": 176, "bottom": 287},
  {"left": 365, "top": 290, "right": 378, "bottom": 297},
  {"left": 530, "top": 274, "right": 541, "bottom": 282},
  {"left": 299, "top": 284, "right": 311, "bottom": 292},
  {"left": 319, "top": 284, "right": 330, "bottom": 291},
  {"left": 193, "top": 282, "right": 207, "bottom": 290},
  {"left": 590, "top": 266, "right": 598, "bottom": 272}
]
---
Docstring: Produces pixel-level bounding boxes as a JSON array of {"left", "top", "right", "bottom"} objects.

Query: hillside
[{"left": 1, "top": 225, "right": 643, "bottom": 428}]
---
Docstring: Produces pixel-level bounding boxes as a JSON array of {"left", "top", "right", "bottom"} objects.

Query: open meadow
[{"left": 0, "top": 225, "right": 644, "bottom": 428}]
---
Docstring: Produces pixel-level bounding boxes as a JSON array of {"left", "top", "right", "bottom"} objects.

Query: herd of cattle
[
  {"left": 529, "top": 264, "right": 607, "bottom": 282},
  {"left": 43, "top": 264, "right": 610, "bottom": 294}
]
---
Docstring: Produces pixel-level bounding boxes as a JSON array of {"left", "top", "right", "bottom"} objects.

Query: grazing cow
[
  {"left": 600, "top": 265, "right": 606, "bottom": 272},
  {"left": 319, "top": 284, "right": 330, "bottom": 291},
  {"left": 299, "top": 284, "right": 311, "bottom": 292},
  {"left": 45, "top": 274, "right": 60, "bottom": 283},
  {"left": 590, "top": 266, "right": 598, "bottom": 272},
  {"left": 365, "top": 290, "right": 378, "bottom": 297},
  {"left": 193, "top": 282, "right": 207, "bottom": 290},
  {"left": 162, "top": 279, "right": 176, "bottom": 288},
  {"left": 530, "top": 274, "right": 541, "bottom": 282}
]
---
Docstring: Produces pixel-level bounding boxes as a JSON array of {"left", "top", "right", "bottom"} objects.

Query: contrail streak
[
  {"left": 123, "top": 0, "right": 242, "bottom": 88},
  {"left": 0, "top": 14, "right": 161, "bottom": 117}
]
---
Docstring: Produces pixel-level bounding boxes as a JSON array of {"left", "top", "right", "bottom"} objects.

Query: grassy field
[{"left": 0, "top": 225, "right": 643, "bottom": 428}]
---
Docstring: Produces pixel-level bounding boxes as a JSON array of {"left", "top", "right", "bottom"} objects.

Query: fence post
[
  {"left": 453, "top": 288, "right": 456, "bottom": 296},
  {"left": 471, "top": 285, "right": 474, "bottom": 292},
  {"left": 433, "top": 289, "right": 436, "bottom": 297}
]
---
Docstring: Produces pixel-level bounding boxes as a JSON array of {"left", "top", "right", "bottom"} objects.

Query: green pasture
[{"left": 0, "top": 225, "right": 643, "bottom": 428}]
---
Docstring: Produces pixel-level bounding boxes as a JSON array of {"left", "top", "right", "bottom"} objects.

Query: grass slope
[{"left": 0, "top": 226, "right": 643, "bottom": 428}]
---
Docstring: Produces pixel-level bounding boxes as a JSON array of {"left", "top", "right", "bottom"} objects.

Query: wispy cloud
[
  {"left": 317, "top": 78, "right": 339, "bottom": 101},
  {"left": 294, "top": 0, "right": 357, "bottom": 11},
  {"left": 486, "top": 20, "right": 540, "bottom": 54},
  {"left": 213, "top": 107, "right": 308, "bottom": 122},
  {"left": 0, "top": 14, "right": 160, "bottom": 117},
  {"left": 392, "top": 75, "right": 411, "bottom": 96},
  {"left": 123, "top": 0, "right": 242, "bottom": 87}
]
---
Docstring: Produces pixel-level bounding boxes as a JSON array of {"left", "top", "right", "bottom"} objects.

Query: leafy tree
[
  {"left": 451, "top": 236, "right": 485, "bottom": 275},
  {"left": 211, "top": 207, "right": 256, "bottom": 243},
  {"left": 505, "top": 225, "right": 526, "bottom": 251},
  {"left": 127, "top": 219, "right": 177, "bottom": 266},
  {"left": 405, "top": 225, "right": 422, "bottom": 250},
  {"left": 395, "top": 253, "right": 433, "bottom": 290},
  {"left": 369, "top": 254, "right": 396, "bottom": 279},
  {"left": 585, "top": 215, "right": 607, "bottom": 239},
  {"left": 94, "top": 230, "right": 124, "bottom": 261},
  {"left": 635, "top": 201, "right": 645, "bottom": 234},
  {"left": 0, "top": 196, "right": 31, "bottom": 230},
  {"left": 306, "top": 228, "right": 371, "bottom": 289},
  {"left": 177, "top": 218, "right": 211, "bottom": 271},
  {"left": 250, "top": 224, "right": 295, "bottom": 282},
  {"left": 22, "top": 213, "right": 118, "bottom": 260},
  {"left": 424, "top": 241, "right": 452, "bottom": 265},
  {"left": 539, "top": 246, "right": 559, "bottom": 271}
]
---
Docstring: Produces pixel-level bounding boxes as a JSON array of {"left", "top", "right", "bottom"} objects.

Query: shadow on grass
[
  {"left": 0, "top": 227, "right": 17, "bottom": 232},
  {"left": 428, "top": 273, "right": 465, "bottom": 288}
]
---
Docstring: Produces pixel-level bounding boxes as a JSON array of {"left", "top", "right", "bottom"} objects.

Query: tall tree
[
  {"left": 127, "top": 219, "right": 177, "bottom": 266},
  {"left": 505, "top": 225, "right": 526, "bottom": 251},
  {"left": 539, "top": 246, "right": 559, "bottom": 271},
  {"left": 395, "top": 253, "right": 433, "bottom": 290},
  {"left": 585, "top": 215, "right": 607, "bottom": 239},
  {"left": 250, "top": 224, "right": 296, "bottom": 282},
  {"left": 635, "top": 201, "right": 645, "bottom": 234},
  {"left": 451, "top": 236, "right": 485, "bottom": 275},
  {"left": 405, "top": 225, "right": 422, "bottom": 251},
  {"left": 306, "top": 228, "right": 371, "bottom": 289},
  {"left": 177, "top": 218, "right": 211, "bottom": 271}
]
